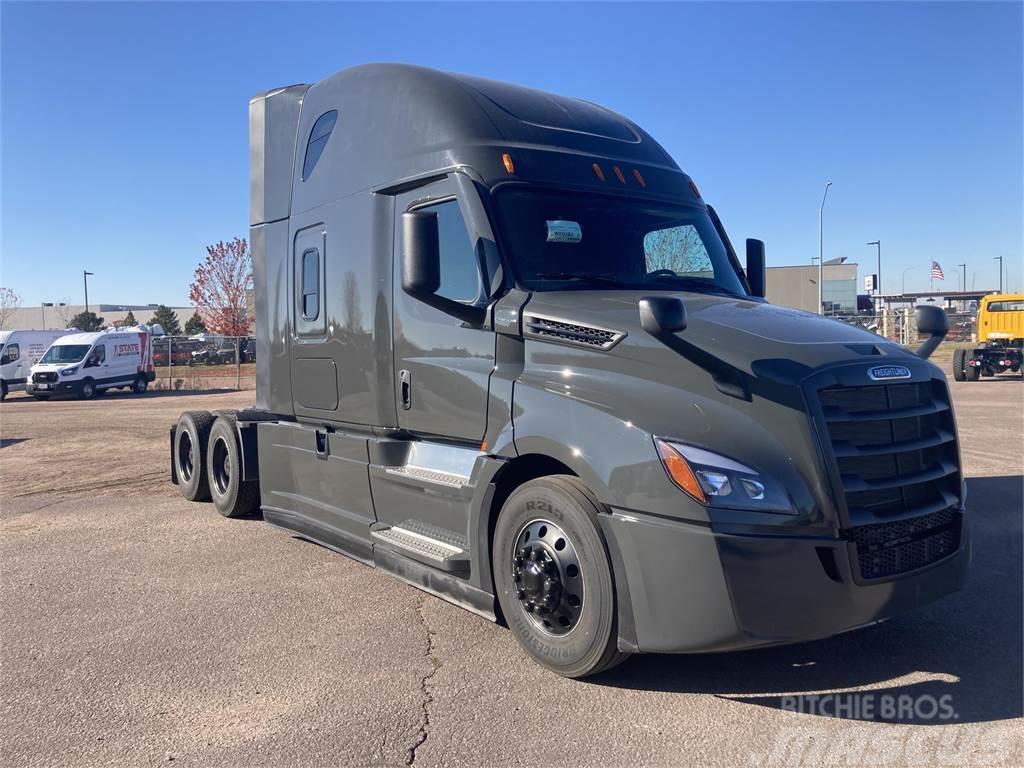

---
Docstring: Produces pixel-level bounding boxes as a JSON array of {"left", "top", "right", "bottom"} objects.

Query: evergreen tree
[
  {"left": 123, "top": 310, "right": 137, "bottom": 327},
  {"left": 184, "top": 310, "right": 207, "bottom": 335},
  {"left": 68, "top": 311, "right": 105, "bottom": 331},
  {"left": 148, "top": 304, "right": 181, "bottom": 335}
]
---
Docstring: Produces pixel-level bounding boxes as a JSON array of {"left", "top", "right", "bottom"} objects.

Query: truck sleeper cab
[
  {"left": 29, "top": 328, "right": 156, "bottom": 399},
  {"left": 171, "top": 64, "right": 969, "bottom": 678}
]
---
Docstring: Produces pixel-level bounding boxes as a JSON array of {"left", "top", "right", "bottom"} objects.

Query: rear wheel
[
  {"left": 133, "top": 375, "right": 148, "bottom": 395},
  {"left": 80, "top": 379, "right": 96, "bottom": 399},
  {"left": 492, "top": 475, "right": 627, "bottom": 678},
  {"left": 965, "top": 363, "right": 980, "bottom": 382},
  {"left": 206, "top": 414, "right": 260, "bottom": 518},
  {"left": 952, "top": 349, "right": 967, "bottom": 381},
  {"left": 0, "top": 381, "right": 7, "bottom": 401},
  {"left": 175, "top": 411, "right": 215, "bottom": 501}
]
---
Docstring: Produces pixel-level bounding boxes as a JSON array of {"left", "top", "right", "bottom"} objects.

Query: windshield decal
[{"left": 546, "top": 220, "right": 583, "bottom": 243}]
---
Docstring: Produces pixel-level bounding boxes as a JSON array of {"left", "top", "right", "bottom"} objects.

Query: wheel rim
[
  {"left": 83, "top": 383, "right": 94, "bottom": 397},
  {"left": 511, "top": 519, "right": 584, "bottom": 636},
  {"left": 211, "top": 435, "right": 231, "bottom": 496},
  {"left": 178, "top": 431, "right": 194, "bottom": 482}
]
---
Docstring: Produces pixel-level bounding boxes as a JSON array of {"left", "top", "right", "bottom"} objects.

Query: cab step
[{"left": 371, "top": 520, "right": 470, "bottom": 573}]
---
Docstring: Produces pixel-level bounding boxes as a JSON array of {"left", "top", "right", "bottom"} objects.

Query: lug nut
[
  {"left": 544, "top": 578, "right": 556, "bottom": 592},
  {"left": 529, "top": 549, "right": 540, "bottom": 562},
  {"left": 516, "top": 588, "right": 525, "bottom": 599},
  {"left": 524, "top": 601, "right": 535, "bottom": 613}
]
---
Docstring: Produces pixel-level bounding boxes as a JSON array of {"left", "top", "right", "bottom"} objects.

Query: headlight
[
  {"left": 60, "top": 367, "right": 78, "bottom": 376},
  {"left": 654, "top": 438, "right": 794, "bottom": 514}
]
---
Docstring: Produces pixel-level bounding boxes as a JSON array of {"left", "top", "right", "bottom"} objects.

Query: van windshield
[
  {"left": 40, "top": 344, "right": 91, "bottom": 364},
  {"left": 493, "top": 189, "right": 748, "bottom": 296}
]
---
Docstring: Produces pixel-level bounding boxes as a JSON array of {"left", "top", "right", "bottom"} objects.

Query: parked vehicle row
[{"left": 152, "top": 336, "right": 256, "bottom": 366}]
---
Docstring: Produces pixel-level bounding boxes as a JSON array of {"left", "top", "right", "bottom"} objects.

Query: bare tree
[
  {"left": 0, "top": 288, "right": 22, "bottom": 330},
  {"left": 54, "top": 300, "right": 74, "bottom": 328},
  {"left": 643, "top": 226, "right": 708, "bottom": 274},
  {"left": 189, "top": 238, "right": 254, "bottom": 336}
]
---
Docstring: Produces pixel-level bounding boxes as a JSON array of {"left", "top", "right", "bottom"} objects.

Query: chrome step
[{"left": 371, "top": 520, "right": 469, "bottom": 573}]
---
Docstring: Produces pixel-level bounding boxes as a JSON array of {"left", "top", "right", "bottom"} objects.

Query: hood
[{"left": 521, "top": 290, "right": 918, "bottom": 382}]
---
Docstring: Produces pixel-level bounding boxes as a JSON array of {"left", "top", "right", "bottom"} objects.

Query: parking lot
[{"left": 1, "top": 381, "right": 1021, "bottom": 767}]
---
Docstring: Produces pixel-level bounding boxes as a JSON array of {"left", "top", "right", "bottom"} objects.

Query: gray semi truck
[{"left": 170, "top": 64, "right": 969, "bottom": 678}]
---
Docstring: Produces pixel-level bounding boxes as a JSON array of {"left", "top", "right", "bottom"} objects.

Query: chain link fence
[
  {"left": 150, "top": 335, "right": 256, "bottom": 391},
  {"left": 830, "top": 310, "right": 977, "bottom": 366}
]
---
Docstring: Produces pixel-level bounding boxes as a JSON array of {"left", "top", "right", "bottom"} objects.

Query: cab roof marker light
[
  {"left": 592, "top": 163, "right": 606, "bottom": 182},
  {"left": 501, "top": 153, "right": 515, "bottom": 175},
  {"left": 613, "top": 165, "right": 626, "bottom": 184},
  {"left": 632, "top": 169, "right": 646, "bottom": 188}
]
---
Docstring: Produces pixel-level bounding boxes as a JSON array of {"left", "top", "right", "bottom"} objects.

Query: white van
[
  {"left": 0, "top": 330, "right": 76, "bottom": 400},
  {"left": 27, "top": 327, "right": 156, "bottom": 399}
]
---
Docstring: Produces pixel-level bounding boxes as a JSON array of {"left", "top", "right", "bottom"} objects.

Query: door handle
[
  {"left": 314, "top": 429, "right": 330, "bottom": 460},
  {"left": 399, "top": 369, "right": 412, "bottom": 410}
]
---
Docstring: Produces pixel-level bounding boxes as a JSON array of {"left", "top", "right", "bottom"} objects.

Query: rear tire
[
  {"left": 0, "top": 381, "right": 7, "bottom": 401},
  {"left": 133, "top": 375, "right": 148, "bottom": 395},
  {"left": 206, "top": 414, "right": 260, "bottom": 518},
  {"left": 952, "top": 349, "right": 966, "bottom": 381},
  {"left": 492, "top": 474, "right": 627, "bottom": 678},
  {"left": 174, "top": 411, "right": 215, "bottom": 501},
  {"left": 965, "top": 363, "right": 980, "bottom": 382}
]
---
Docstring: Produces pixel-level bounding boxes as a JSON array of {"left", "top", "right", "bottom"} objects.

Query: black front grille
[
  {"left": 33, "top": 372, "right": 57, "bottom": 383},
  {"left": 817, "top": 379, "right": 963, "bottom": 580},
  {"left": 848, "top": 507, "right": 961, "bottom": 580}
]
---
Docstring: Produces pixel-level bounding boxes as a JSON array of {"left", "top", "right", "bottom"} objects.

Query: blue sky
[{"left": 2, "top": 1, "right": 1021, "bottom": 306}]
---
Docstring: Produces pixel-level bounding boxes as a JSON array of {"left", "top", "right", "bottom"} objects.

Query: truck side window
[
  {"left": 301, "top": 248, "right": 320, "bottom": 320},
  {"left": 88, "top": 346, "right": 105, "bottom": 366},
  {"left": 422, "top": 199, "right": 481, "bottom": 303},
  {"left": 1, "top": 344, "right": 19, "bottom": 365},
  {"left": 302, "top": 110, "right": 338, "bottom": 181}
]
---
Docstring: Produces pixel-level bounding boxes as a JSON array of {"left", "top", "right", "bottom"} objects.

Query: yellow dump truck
[{"left": 953, "top": 293, "right": 1024, "bottom": 381}]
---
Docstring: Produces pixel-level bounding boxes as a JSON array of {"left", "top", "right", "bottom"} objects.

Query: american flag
[{"left": 930, "top": 261, "right": 945, "bottom": 280}]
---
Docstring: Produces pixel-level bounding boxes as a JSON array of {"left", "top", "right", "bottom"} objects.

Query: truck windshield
[
  {"left": 494, "top": 189, "right": 748, "bottom": 296},
  {"left": 39, "top": 344, "right": 91, "bottom": 364}
]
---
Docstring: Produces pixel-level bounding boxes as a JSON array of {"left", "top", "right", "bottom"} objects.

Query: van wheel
[
  {"left": 952, "top": 349, "right": 966, "bottom": 381},
  {"left": 133, "top": 376, "right": 148, "bottom": 394},
  {"left": 175, "top": 411, "right": 215, "bottom": 501},
  {"left": 81, "top": 379, "right": 96, "bottom": 399},
  {"left": 492, "top": 475, "right": 627, "bottom": 678},
  {"left": 0, "top": 381, "right": 7, "bottom": 401},
  {"left": 206, "top": 415, "right": 260, "bottom": 518}
]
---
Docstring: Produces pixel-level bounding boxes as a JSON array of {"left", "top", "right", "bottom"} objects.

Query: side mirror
[
  {"left": 400, "top": 209, "right": 486, "bottom": 326},
  {"left": 745, "top": 239, "right": 766, "bottom": 298},
  {"left": 914, "top": 305, "right": 949, "bottom": 360},
  {"left": 639, "top": 296, "right": 687, "bottom": 335},
  {"left": 401, "top": 211, "right": 441, "bottom": 297}
]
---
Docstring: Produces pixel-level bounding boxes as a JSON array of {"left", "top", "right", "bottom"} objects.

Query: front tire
[
  {"left": 81, "top": 379, "right": 96, "bottom": 399},
  {"left": 492, "top": 475, "right": 627, "bottom": 678},
  {"left": 174, "top": 411, "right": 215, "bottom": 501},
  {"left": 206, "top": 414, "right": 260, "bottom": 518}
]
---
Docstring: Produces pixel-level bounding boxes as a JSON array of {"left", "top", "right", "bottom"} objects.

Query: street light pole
[
  {"left": 867, "top": 240, "right": 881, "bottom": 295},
  {"left": 818, "top": 181, "right": 832, "bottom": 315},
  {"left": 994, "top": 256, "right": 1003, "bottom": 293},
  {"left": 83, "top": 271, "right": 95, "bottom": 314}
]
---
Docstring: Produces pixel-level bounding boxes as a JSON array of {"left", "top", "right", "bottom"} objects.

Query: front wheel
[
  {"left": 80, "top": 379, "right": 96, "bottom": 399},
  {"left": 492, "top": 475, "right": 627, "bottom": 678}
]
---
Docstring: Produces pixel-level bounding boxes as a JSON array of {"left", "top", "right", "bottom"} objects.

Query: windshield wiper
[{"left": 535, "top": 272, "right": 630, "bottom": 288}]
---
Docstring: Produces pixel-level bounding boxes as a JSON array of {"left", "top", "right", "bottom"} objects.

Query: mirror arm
[{"left": 413, "top": 293, "right": 486, "bottom": 326}]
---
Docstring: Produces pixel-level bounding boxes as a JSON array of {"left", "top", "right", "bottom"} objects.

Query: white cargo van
[
  {"left": 27, "top": 327, "right": 156, "bottom": 399},
  {"left": 0, "top": 330, "right": 76, "bottom": 400}
]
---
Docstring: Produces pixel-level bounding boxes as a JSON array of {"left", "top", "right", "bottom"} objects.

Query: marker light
[
  {"left": 613, "top": 165, "right": 626, "bottom": 184},
  {"left": 632, "top": 169, "right": 646, "bottom": 188},
  {"left": 655, "top": 439, "right": 705, "bottom": 503},
  {"left": 689, "top": 179, "right": 702, "bottom": 199},
  {"left": 501, "top": 153, "right": 515, "bottom": 174},
  {"left": 592, "top": 163, "right": 606, "bottom": 182}
]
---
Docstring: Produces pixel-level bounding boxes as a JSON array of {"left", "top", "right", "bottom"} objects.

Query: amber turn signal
[
  {"left": 502, "top": 153, "right": 515, "bottom": 174},
  {"left": 655, "top": 439, "right": 706, "bottom": 503}
]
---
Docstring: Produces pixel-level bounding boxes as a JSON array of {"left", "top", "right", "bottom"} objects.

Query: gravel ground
[{"left": 0, "top": 381, "right": 1021, "bottom": 767}]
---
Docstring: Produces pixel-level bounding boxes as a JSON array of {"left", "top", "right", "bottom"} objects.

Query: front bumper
[
  {"left": 601, "top": 507, "right": 971, "bottom": 654},
  {"left": 26, "top": 379, "right": 83, "bottom": 396}
]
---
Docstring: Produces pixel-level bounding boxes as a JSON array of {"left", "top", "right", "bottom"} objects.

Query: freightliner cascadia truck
[{"left": 170, "top": 64, "right": 969, "bottom": 678}]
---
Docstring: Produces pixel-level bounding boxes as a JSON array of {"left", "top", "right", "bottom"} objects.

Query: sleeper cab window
[
  {"left": 301, "top": 110, "right": 338, "bottom": 181},
  {"left": 301, "top": 248, "right": 320, "bottom": 320}
]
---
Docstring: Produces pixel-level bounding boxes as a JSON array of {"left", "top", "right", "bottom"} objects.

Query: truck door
[{"left": 393, "top": 177, "right": 495, "bottom": 442}]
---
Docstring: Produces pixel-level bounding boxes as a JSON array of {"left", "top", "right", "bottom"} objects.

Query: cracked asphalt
[{"left": 1, "top": 381, "right": 1021, "bottom": 767}]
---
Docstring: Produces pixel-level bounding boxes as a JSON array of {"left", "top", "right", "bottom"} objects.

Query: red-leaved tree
[{"left": 189, "top": 238, "right": 253, "bottom": 336}]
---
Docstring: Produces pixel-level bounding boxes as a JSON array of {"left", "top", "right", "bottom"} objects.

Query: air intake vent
[{"left": 523, "top": 314, "right": 625, "bottom": 350}]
